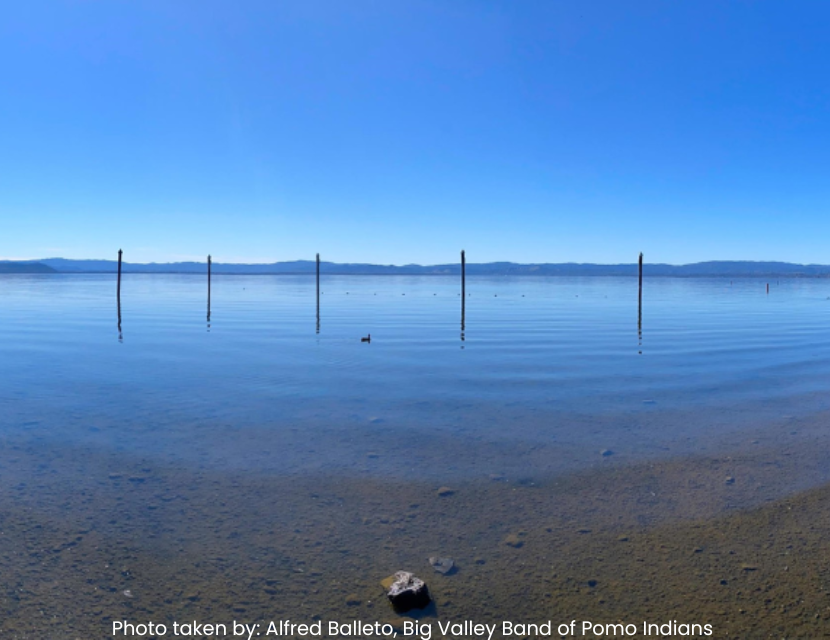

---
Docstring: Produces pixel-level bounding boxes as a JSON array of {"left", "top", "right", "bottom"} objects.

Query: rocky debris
[
  {"left": 384, "top": 571, "right": 431, "bottom": 613},
  {"left": 437, "top": 486, "right": 455, "bottom": 497},
  {"left": 600, "top": 449, "right": 614, "bottom": 457},
  {"left": 725, "top": 476, "right": 735, "bottom": 485},
  {"left": 345, "top": 594, "right": 362, "bottom": 606},
  {"left": 428, "top": 556, "right": 455, "bottom": 575}
]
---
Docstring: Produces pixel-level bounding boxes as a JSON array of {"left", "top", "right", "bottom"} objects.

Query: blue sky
[{"left": 2, "top": 1, "right": 830, "bottom": 265}]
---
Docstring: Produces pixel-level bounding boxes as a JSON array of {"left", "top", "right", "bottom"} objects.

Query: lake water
[{"left": 3, "top": 274, "right": 830, "bottom": 637}]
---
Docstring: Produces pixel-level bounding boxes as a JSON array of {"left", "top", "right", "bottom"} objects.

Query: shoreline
[{"left": 2, "top": 426, "right": 830, "bottom": 637}]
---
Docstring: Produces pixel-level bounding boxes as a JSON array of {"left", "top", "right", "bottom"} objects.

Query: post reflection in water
[
  {"left": 637, "top": 296, "right": 642, "bottom": 355},
  {"left": 460, "top": 293, "right": 465, "bottom": 345},
  {"left": 116, "top": 293, "right": 123, "bottom": 343}
]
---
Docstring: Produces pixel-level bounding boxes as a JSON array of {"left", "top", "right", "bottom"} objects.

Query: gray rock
[
  {"left": 428, "top": 557, "right": 455, "bottom": 575},
  {"left": 385, "top": 571, "right": 431, "bottom": 613}
]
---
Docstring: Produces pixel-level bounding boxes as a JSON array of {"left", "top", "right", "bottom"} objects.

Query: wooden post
[
  {"left": 461, "top": 250, "right": 466, "bottom": 298},
  {"left": 117, "top": 249, "right": 123, "bottom": 301},
  {"left": 207, "top": 255, "right": 212, "bottom": 321},
  {"left": 638, "top": 252, "right": 643, "bottom": 306},
  {"left": 117, "top": 249, "right": 123, "bottom": 337}
]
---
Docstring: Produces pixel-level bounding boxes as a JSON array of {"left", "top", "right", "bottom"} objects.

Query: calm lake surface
[
  {"left": 3, "top": 273, "right": 830, "bottom": 636},
  {"left": 3, "top": 274, "right": 830, "bottom": 479}
]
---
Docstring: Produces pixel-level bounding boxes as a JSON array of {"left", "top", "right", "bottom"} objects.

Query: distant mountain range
[{"left": 3, "top": 258, "right": 830, "bottom": 277}]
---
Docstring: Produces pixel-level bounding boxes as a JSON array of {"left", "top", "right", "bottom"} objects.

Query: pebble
[
  {"left": 725, "top": 476, "right": 735, "bottom": 485},
  {"left": 437, "top": 487, "right": 455, "bottom": 497},
  {"left": 428, "top": 557, "right": 455, "bottom": 575},
  {"left": 600, "top": 449, "right": 614, "bottom": 457},
  {"left": 504, "top": 533, "right": 525, "bottom": 548}
]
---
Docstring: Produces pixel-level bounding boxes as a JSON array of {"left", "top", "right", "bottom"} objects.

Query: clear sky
[{"left": 2, "top": 1, "right": 830, "bottom": 265}]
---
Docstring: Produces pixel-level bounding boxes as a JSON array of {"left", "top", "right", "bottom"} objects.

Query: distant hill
[
  {"left": 4, "top": 258, "right": 830, "bottom": 277},
  {"left": 0, "top": 261, "right": 57, "bottom": 274}
]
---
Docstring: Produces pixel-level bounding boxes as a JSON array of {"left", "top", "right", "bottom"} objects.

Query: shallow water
[
  {"left": 3, "top": 274, "right": 830, "bottom": 637},
  {"left": 3, "top": 274, "right": 830, "bottom": 476}
]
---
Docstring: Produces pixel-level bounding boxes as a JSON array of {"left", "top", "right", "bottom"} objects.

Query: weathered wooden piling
[
  {"left": 117, "top": 249, "right": 123, "bottom": 301},
  {"left": 207, "top": 255, "right": 212, "bottom": 321},
  {"left": 638, "top": 252, "right": 643, "bottom": 305},
  {"left": 117, "top": 249, "right": 123, "bottom": 337}
]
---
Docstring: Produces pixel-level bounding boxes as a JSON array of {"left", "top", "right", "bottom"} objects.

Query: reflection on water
[{"left": 5, "top": 273, "right": 830, "bottom": 478}]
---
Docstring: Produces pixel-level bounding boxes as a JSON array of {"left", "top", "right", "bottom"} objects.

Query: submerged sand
[{"left": 2, "top": 422, "right": 830, "bottom": 639}]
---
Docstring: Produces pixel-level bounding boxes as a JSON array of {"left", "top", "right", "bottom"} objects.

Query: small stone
[
  {"left": 385, "top": 571, "right": 430, "bottom": 613},
  {"left": 587, "top": 580, "right": 598, "bottom": 588},
  {"left": 345, "top": 594, "right": 362, "bottom": 606},
  {"left": 600, "top": 449, "right": 614, "bottom": 457},
  {"left": 367, "top": 452, "right": 380, "bottom": 459},
  {"left": 725, "top": 476, "right": 735, "bottom": 485},
  {"left": 428, "top": 557, "right": 455, "bottom": 575},
  {"left": 504, "top": 533, "right": 524, "bottom": 548},
  {"left": 741, "top": 564, "right": 758, "bottom": 571},
  {"left": 437, "top": 486, "right": 455, "bottom": 497},
  {"left": 617, "top": 536, "right": 629, "bottom": 542},
  {"left": 122, "top": 590, "right": 133, "bottom": 598}
]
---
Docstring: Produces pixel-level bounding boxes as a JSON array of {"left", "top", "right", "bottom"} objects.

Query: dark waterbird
[{"left": 361, "top": 334, "right": 371, "bottom": 343}]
